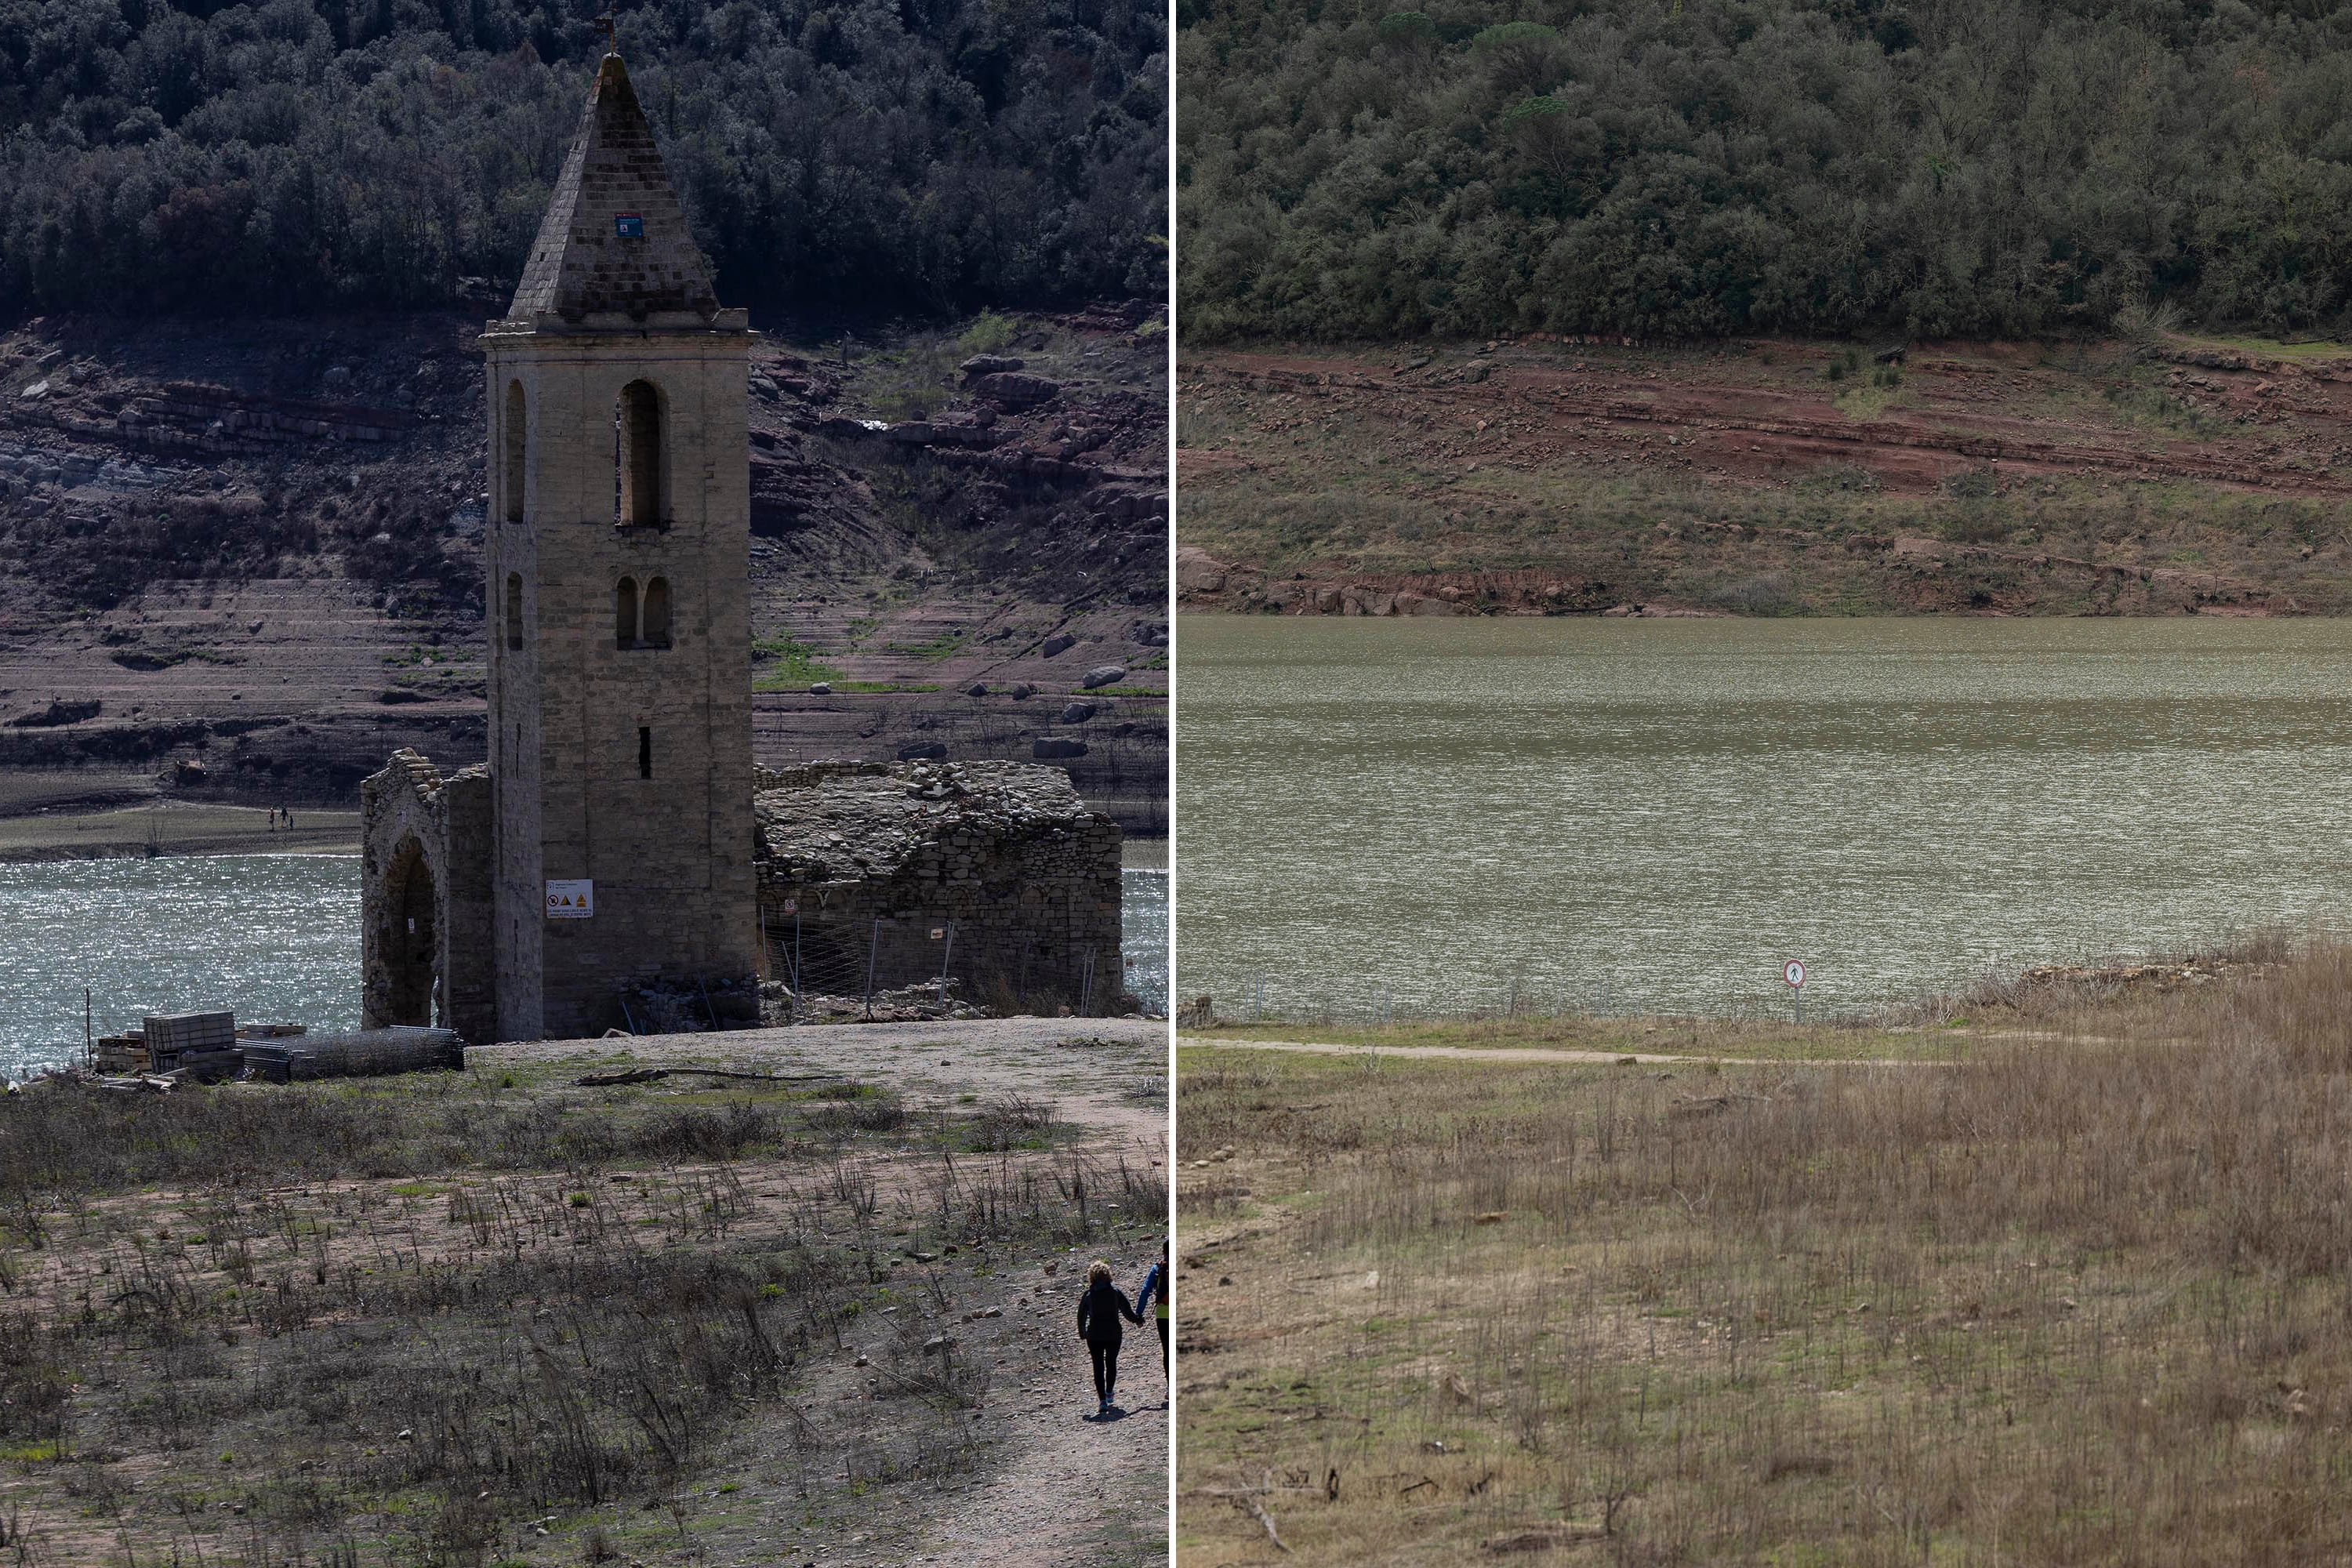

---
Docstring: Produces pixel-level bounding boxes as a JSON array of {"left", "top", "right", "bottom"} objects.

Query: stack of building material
[
  {"left": 241, "top": 1027, "right": 465, "bottom": 1083},
  {"left": 91, "top": 1033, "right": 148, "bottom": 1074},
  {"left": 143, "top": 1011, "right": 238, "bottom": 1076}
]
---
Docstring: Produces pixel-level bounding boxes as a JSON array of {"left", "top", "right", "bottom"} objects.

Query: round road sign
[{"left": 1784, "top": 960, "right": 1806, "bottom": 989}]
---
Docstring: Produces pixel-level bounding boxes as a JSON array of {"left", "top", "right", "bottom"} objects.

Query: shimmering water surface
[
  {"left": 1178, "top": 616, "right": 2352, "bottom": 1019},
  {"left": 2, "top": 856, "right": 1171, "bottom": 1075}
]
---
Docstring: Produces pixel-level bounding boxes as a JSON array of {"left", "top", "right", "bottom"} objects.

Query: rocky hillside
[
  {"left": 0, "top": 307, "right": 1167, "bottom": 835},
  {"left": 1178, "top": 332, "right": 2352, "bottom": 617}
]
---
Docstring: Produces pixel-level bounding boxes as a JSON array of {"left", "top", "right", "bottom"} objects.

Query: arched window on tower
[
  {"left": 504, "top": 573, "right": 523, "bottom": 651},
  {"left": 503, "top": 381, "right": 526, "bottom": 524},
  {"left": 615, "top": 379, "right": 663, "bottom": 527},
  {"left": 615, "top": 576, "right": 639, "bottom": 648},
  {"left": 641, "top": 576, "right": 672, "bottom": 648}
]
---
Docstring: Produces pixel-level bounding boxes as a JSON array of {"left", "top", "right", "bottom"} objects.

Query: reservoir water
[
  {"left": 1178, "top": 615, "right": 2352, "bottom": 1021},
  {"left": 0, "top": 856, "right": 1171, "bottom": 1076}
]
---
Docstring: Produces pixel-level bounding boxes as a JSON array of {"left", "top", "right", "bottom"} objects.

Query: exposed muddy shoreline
[{"left": 1178, "top": 336, "right": 2352, "bottom": 618}]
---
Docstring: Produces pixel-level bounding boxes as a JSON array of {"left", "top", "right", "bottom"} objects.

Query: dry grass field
[
  {"left": 0, "top": 1021, "right": 1170, "bottom": 1567},
  {"left": 1176, "top": 936, "right": 2352, "bottom": 1564}
]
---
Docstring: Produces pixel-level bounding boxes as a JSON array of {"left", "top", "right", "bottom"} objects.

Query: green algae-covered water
[
  {"left": 1177, "top": 615, "right": 2352, "bottom": 1020},
  {"left": 0, "top": 855, "right": 1171, "bottom": 1076}
]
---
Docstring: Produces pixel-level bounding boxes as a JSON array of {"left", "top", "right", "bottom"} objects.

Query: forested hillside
[
  {"left": 1178, "top": 0, "right": 2352, "bottom": 342},
  {"left": 0, "top": 0, "right": 1165, "bottom": 317}
]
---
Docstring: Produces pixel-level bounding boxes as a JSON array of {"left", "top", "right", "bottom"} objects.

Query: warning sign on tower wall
[{"left": 546, "top": 880, "right": 594, "bottom": 918}]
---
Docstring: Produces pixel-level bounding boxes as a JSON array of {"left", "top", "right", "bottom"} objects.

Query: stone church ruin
[
  {"left": 359, "top": 51, "right": 1121, "bottom": 1041},
  {"left": 754, "top": 760, "right": 1129, "bottom": 1018}
]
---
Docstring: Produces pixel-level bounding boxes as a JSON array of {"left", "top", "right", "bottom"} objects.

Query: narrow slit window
[
  {"left": 617, "top": 379, "right": 662, "bottom": 526},
  {"left": 502, "top": 381, "right": 526, "bottom": 524},
  {"left": 615, "top": 576, "right": 638, "bottom": 648},
  {"left": 637, "top": 726, "right": 652, "bottom": 780},
  {"left": 504, "top": 573, "right": 523, "bottom": 651},
  {"left": 641, "top": 576, "right": 671, "bottom": 647}
]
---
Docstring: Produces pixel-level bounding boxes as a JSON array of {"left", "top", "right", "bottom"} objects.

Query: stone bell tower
[{"left": 479, "top": 49, "right": 757, "bottom": 1040}]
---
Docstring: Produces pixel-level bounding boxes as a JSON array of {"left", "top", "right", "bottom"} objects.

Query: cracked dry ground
[{"left": 0, "top": 1018, "right": 1170, "bottom": 1568}]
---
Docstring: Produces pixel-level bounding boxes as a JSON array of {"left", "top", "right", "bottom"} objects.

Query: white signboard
[
  {"left": 1784, "top": 959, "right": 1806, "bottom": 989},
  {"left": 546, "top": 879, "right": 594, "bottom": 918}
]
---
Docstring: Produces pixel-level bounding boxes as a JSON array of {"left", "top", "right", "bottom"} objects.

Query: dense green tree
[
  {"left": 0, "top": 0, "right": 1164, "bottom": 316},
  {"left": 1178, "top": 0, "right": 2352, "bottom": 340}
]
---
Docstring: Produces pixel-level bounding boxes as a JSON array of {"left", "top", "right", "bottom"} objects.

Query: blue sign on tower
[{"left": 614, "top": 213, "right": 644, "bottom": 238}]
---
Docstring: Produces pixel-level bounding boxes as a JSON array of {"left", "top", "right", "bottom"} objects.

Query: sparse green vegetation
[
  {"left": 957, "top": 313, "right": 1021, "bottom": 354},
  {"left": 750, "top": 634, "right": 844, "bottom": 690}
]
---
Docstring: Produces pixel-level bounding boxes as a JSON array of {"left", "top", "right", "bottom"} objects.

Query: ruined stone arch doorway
[{"left": 377, "top": 836, "right": 441, "bottom": 1026}]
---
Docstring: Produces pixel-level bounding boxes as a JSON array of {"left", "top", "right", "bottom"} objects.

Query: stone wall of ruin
[
  {"left": 358, "top": 748, "right": 495, "bottom": 1043},
  {"left": 753, "top": 760, "right": 1127, "bottom": 1013}
]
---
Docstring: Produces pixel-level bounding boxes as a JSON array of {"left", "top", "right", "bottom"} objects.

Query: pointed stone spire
[{"left": 505, "top": 52, "right": 722, "bottom": 327}]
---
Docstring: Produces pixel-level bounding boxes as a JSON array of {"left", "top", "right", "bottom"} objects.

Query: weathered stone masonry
[
  {"left": 359, "top": 749, "right": 493, "bottom": 1040},
  {"left": 361, "top": 50, "right": 757, "bottom": 1040},
  {"left": 753, "top": 761, "right": 1125, "bottom": 1010},
  {"left": 358, "top": 52, "right": 1123, "bottom": 1040}
]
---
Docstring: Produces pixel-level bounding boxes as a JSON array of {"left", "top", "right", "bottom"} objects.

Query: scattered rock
[
  {"left": 1080, "top": 663, "right": 1127, "bottom": 689},
  {"left": 897, "top": 742, "right": 948, "bottom": 760},
  {"left": 1040, "top": 633, "right": 1077, "bottom": 658},
  {"left": 963, "top": 682, "right": 989, "bottom": 697},
  {"left": 1058, "top": 702, "right": 1096, "bottom": 724},
  {"left": 808, "top": 681, "right": 832, "bottom": 695},
  {"left": 6, "top": 697, "right": 100, "bottom": 728},
  {"left": 1033, "top": 738, "right": 1088, "bottom": 760},
  {"left": 959, "top": 354, "right": 1025, "bottom": 376},
  {"left": 1174, "top": 547, "right": 1229, "bottom": 594},
  {"left": 971, "top": 371, "right": 1060, "bottom": 409}
]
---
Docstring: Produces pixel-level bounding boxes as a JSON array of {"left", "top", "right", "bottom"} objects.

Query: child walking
[
  {"left": 1133, "top": 1238, "right": 1170, "bottom": 1392},
  {"left": 1076, "top": 1259, "right": 1142, "bottom": 1417}
]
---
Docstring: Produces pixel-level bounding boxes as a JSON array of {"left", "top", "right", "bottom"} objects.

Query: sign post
[{"left": 1784, "top": 959, "right": 1806, "bottom": 1025}]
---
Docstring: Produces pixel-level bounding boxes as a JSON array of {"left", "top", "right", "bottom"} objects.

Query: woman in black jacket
[{"left": 1076, "top": 1259, "right": 1143, "bottom": 1417}]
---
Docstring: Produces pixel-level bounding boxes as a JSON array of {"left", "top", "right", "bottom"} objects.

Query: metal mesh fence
[{"left": 761, "top": 913, "right": 1122, "bottom": 1020}]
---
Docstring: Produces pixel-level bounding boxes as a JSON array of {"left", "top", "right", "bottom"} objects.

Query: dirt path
[
  {"left": 493, "top": 1017, "right": 1169, "bottom": 1149},
  {"left": 488, "top": 1017, "right": 1171, "bottom": 1566},
  {"left": 1176, "top": 1033, "right": 1944, "bottom": 1069}
]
